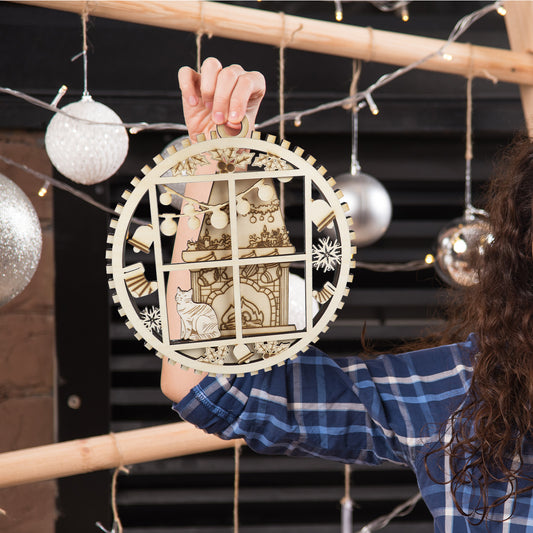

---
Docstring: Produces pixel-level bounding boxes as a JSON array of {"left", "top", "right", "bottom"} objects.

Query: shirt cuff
[{"left": 172, "top": 374, "right": 242, "bottom": 437}]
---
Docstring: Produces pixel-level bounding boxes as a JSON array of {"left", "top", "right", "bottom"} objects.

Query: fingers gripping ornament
[{"left": 108, "top": 118, "right": 355, "bottom": 375}]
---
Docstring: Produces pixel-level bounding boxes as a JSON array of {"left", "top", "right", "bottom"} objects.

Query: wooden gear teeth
[{"left": 107, "top": 125, "right": 355, "bottom": 375}]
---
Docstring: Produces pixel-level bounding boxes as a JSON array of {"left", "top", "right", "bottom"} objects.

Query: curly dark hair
[{"left": 424, "top": 136, "right": 533, "bottom": 522}]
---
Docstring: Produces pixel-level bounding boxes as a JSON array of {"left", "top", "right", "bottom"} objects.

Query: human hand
[{"left": 178, "top": 57, "right": 266, "bottom": 141}]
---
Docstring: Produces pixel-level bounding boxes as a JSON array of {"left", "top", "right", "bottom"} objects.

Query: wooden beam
[
  {"left": 11, "top": 0, "right": 533, "bottom": 86},
  {"left": 505, "top": 2, "right": 533, "bottom": 135},
  {"left": 0, "top": 422, "right": 243, "bottom": 489}
]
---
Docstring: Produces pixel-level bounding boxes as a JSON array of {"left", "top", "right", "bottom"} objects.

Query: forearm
[{"left": 160, "top": 357, "right": 206, "bottom": 403}]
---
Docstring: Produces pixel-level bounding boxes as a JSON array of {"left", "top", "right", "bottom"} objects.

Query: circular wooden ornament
[{"left": 108, "top": 124, "right": 355, "bottom": 375}]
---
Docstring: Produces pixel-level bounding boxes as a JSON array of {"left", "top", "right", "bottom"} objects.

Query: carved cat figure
[{"left": 175, "top": 288, "right": 221, "bottom": 341}]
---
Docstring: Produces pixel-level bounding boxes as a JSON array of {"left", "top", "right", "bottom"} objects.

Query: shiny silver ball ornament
[
  {"left": 334, "top": 171, "right": 392, "bottom": 247},
  {"left": 434, "top": 212, "right": 492, "bottom": 287},
  {"left": 45, "top": 95, "right": 129, "bottom": 185},
  {"left": 0, "top": 173, "right": 42, "bottom": 306}
]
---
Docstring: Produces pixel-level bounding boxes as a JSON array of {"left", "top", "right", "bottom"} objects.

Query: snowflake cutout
[
  {"left": 253, "top": 153, "right": 293, "bottom": 171},
  {"left": 172, "top": 153, "right": 210, "bottom": 176},
  {"left": 210, "top": 148, "right": 255, "bottom": 173},
  {"left": 312, "top": 237, "right": 342, "bottom": 272},
  {"left": 139, "top": 306, "right": 162, "bottom": 333},
  {"left": 200, "top": 346, "right": 229, "bottom": 365},
  {"left": 253, "top": 341, "right": 291, "bottom": 359}
]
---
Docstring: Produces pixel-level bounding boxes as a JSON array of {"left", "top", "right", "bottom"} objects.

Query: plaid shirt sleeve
[{"left": 174, "top": 335, "right": 475, "bottom": 469}]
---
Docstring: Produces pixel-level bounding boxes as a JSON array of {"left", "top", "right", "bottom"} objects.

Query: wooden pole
[
  {"left": 10, "top": 0, "right": 533, "bottom": 86},
  {"left": 0, "top": 422, "right": 244, "bottom": 489},
  {"left": 505, "top": 2, "right": 533, "bottom": 135}
]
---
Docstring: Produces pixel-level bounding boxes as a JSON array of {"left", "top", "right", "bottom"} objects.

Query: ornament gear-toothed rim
[{"left": 107, "top": 128, "right": 355, "bottom": 376}]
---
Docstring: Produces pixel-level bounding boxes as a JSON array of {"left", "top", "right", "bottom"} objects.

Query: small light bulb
[
  {"left": 442, "top": 53, "right": 453, "bottom": 61},
  {"left": 497, "top": 5, "right": 507, "bottom": 16},
  {"left": 51, "top": 85, "right": 68, "bottom": 107},
  {"left": 334, "top": 0, "right": 343, "bottom": 21},
  {"left": 294, "top": 116, "right": 302, "bottom": 127},
  {"left": 424, "top": 253, "right": 435, "bottom": 265},
  {"left": 38, "top": 181, "right": 50, "bottom": 197},
  {"left": 401, "top": 6, "right": 409, "bottom": 21},
  {"left": 365, "top": 93, "right": 379, "bottom": 116},
  {"left": 453, "top": 238, "right": 467, "bottom": 254}
]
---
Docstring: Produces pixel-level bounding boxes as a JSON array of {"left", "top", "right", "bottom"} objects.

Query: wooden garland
[{"left": 108, "top": 121, "right": 355, "bottom": 375}]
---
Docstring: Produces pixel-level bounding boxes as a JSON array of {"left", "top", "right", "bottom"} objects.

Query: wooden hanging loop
[{"left": 216, "top": 115, "right": 249, "bottom": 138}]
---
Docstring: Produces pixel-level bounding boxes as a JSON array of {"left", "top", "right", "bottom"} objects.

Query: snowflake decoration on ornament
[
  {"left": 254, "top": 341, "right": 291, "bottom": 359},
  {"left": 253, "top": 153, "right": 293, "bottom": 171},
  {"left": 201, "top": 346, "right": 229, "bottom": 365},
  {"left": 172, "top": 154, "right": 210, "bottom": 176},
  {"left": 210, "top": 148, "right": 255, "bottom": 173},
  {"left": 140, "top": 306, "right": 162, "bottom": 333},
  {"left": 312, "top": 237, "right": 342, "bottom": 272}
]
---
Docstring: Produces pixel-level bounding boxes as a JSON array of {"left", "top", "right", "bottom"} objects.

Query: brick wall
[{"left": 0, "top": 131, "right": 56, "bottom": 533}]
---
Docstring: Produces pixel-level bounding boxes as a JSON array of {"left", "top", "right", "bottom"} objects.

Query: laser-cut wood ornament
[{"left": 108, "top": 119, "right": 355, "bottom": 375}]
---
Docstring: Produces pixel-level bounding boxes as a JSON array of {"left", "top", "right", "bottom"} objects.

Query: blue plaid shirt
[{"left": 175, "top": 334, "right": 533, "bottom": 531}]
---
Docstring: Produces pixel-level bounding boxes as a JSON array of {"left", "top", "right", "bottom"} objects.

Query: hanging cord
[
  {"left": 464, "top": 46, "right": 474, "bottom": 214},
  {"left": 70, "top": 2, "right": 90, "bottom": 97},
  {"left": 279, "top": 12, "right": 287, "bottom": 214},
  {"left": 366, "top": 27, "right": 375, "bottom": 63},
  {"left": 96, "top": 433, "right": 130, "bottom": 533},
  {"left": 233, "top": 442, "right": 242, "bottom": 533},
  {"left": 279, "top": 12, "right": 287, "bottom": 142},
  {"left": 463, "top": 45, "right": 487, "bottom": 219},
  {"left": 278, "top": 14, "right": 302, "bottom": 213},
  {"left": 357, "top": 491, "right": 422, "bottom": 533},
  {"left": 195, "top": 1, "right": 213, "bottom": 72},
  {"left": 343, "top": 60, "right": 362, "bottom": 175},
  {"left": 340, "top": 464, "right": 353, "bottom": 533}
]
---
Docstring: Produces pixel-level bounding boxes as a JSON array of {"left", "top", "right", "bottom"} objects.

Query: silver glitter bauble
[
  {"left": 45, "top": 95, "right": 129, "bottom": 185},
  {"left": 434, "top": 212, "right": 492, "bottom": 287},
  {"left": 0, "top": 174, "right": 42, "bottom": 306},
  {"left": 334, "top": 171, "right": 392, "bottom": 247}
]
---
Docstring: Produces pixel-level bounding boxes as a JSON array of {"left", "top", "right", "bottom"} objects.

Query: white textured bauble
[
  {"left": 0, "top": 174, "right": 42, "bottom": 306},
  {"left": 434, "top": 212, "right": 492, "bottom": 287},
  {"left": 288, "top": 273, "right": 319, "bottom": 330},
  {"left": 45, "top": 95, "right": 129, "bottom": 185},
  {"left": 334, "top": 172, "right": 392, "bottom": 247}
]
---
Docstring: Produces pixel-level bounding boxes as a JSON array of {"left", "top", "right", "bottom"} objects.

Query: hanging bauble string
[
  {"left": 45, "top": 95, "right": 129, "bottom": 185},
  {"left": 434, "top": 207, "right": 492, "bottom": 287},
  {"left": 44, "top": 10, "right": 128, "bottom": 186},
  {"left": 0, "top": 173, "right": 42, "bottom": 307},
  {"left": 333, "top": 79, "right": 392, "bottom": 247},
  {"left": 434, "top": 75, "right": 492, "bottom": 287}
]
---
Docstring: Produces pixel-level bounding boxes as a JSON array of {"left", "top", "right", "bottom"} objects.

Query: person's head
[{"left": 429, "top": 136, "right": 533, "bottom": 522}]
